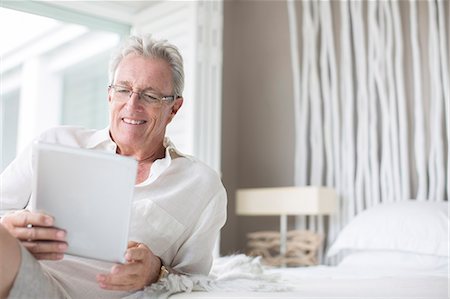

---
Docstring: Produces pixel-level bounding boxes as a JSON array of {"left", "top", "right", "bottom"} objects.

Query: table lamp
[{"left": 236, "top": 186, "right": 338, "bottom": 264}]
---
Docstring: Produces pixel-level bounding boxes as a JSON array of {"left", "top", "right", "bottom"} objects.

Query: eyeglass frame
[{"left": 108, "top": 84, "right": 177, "bottom": 106}]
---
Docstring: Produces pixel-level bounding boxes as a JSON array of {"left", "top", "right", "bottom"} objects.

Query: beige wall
[
  {"left": 221, "top": 0, "right": 296, "bottom": 255},
  {"left": 219, "top": 0, "right": 449, "bottom": 255}
]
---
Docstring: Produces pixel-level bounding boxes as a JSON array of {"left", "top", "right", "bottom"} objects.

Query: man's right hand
[{"left": 0, "top": 210, "right": 67, "bottom": 260}]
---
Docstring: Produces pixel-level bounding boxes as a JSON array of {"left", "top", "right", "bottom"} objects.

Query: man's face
[{"left": 108, "top": 53, "right": 182, "bottom": 152}]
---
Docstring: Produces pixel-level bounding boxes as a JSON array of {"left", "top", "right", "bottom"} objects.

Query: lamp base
[{"left": 246, "top": 229, "right": 323, "bottom": 267}]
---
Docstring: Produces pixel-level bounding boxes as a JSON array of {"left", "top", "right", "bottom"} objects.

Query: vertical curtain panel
[{"left": 287, "top": 0, "right": 449, "bottom": 261}]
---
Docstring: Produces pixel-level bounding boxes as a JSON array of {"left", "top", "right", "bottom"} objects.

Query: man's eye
[
  {"left": 142, "top": 93, "right": 159, "bottom": 102},
  {"left": 116, "top": 88, "right": 129, "bottom": 93}
]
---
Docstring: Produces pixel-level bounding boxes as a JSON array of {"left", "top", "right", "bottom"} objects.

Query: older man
[{"left": 0, "top": 35, "right": 227, "bottom": 299}]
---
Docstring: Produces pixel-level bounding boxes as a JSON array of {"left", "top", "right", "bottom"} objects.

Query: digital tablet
[{"left": 31, "top": 142, "right": 137, "bottom": 263}]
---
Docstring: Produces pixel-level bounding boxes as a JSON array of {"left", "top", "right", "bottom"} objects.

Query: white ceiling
[
  {"left": 95, "top": 1, "right": 157, "bottom": 15},
  {"left": 47, "top": 1, "right": 162, "bottom": 24}
]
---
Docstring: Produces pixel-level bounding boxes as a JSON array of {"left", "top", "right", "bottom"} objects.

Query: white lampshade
[{"left": 236, "top": 186, "right": 338, "bottom": 216}]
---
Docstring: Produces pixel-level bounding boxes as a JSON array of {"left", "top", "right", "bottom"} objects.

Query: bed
[{"left": 126, "top": 200, "right": 449, "bottom": 299}]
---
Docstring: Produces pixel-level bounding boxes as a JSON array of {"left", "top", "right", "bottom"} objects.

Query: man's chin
[{"left": 115, "top": 132, "right": 145, "bottom": 148}]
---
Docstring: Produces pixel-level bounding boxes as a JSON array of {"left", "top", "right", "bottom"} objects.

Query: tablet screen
[{"left": 31, "top": 142, "right": 137, "bottom": 263}]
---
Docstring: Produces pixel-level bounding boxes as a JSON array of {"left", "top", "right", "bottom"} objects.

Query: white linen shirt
[{"left": 0, "top": 126, "right": 227, "bottom": 298}]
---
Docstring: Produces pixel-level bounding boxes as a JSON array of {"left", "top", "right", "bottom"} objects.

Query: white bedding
[
  {"left": 123, "top": 254, "right": 448, "bottom": 299},
  {"left": 138, "top": 201, "right": 449, "bottom": 299},
  {"left": 169, "top": 264, "right": 448, "bottom": 298}
]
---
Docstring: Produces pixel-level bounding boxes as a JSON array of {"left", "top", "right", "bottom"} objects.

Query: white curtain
[{"left": 287, "top": 0, "right": 449, "bottom": 263}]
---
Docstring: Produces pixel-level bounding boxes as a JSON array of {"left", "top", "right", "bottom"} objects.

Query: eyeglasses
[{"left": 108, "top": 84, "right": 176, "bottom": 106}]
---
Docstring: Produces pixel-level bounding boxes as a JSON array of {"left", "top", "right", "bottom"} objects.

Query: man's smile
[{"left": 122, "top": 118, "right": 147, "bottom": 125}]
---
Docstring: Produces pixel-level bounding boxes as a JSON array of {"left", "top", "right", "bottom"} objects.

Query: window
[
  {"left": 0, "top": 7, "right": 121, "bottom": 171},
  {"left": 61, "top": 53, "right": 110, "bottom": 129},
  {"left": 0, "top": 90, "right": 20, "bottom": 170}
]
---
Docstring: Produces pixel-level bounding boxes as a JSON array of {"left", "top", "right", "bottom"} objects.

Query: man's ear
[
  {"left": 167, "top": 97, "right": 183, "bottom": 123},
  {"left": 107, "top": 89, "right": 112, "bottom": 103}
]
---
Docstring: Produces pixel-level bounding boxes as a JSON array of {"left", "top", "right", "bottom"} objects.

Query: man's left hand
[{"left": 96, "top": 241, "right": 161, "bottom": 291}]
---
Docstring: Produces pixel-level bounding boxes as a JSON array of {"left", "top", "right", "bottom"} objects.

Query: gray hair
[{"left": 109, "top": 34, "right": 184, "bottom": 97}]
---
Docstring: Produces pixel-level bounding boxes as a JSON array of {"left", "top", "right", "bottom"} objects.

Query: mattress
[{"left": 169, "top": 265, "right": 448, "bottom": 298}]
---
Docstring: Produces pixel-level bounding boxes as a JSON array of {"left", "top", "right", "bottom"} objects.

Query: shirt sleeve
[
  {"left": 169, "top": 186, "right": 227, "bottom": 275},
  {"left": 0, "top": 143, "right": 34, "bottom": 212}
]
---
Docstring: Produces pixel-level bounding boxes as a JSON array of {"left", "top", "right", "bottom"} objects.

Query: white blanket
[
  {"left": 123, "top": 255, "right": 288, "bottom": 299},
  {"left": 123, "top": 254, "right": 449, "bottom": 299}
]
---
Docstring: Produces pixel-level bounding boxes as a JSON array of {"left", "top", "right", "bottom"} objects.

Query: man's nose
[{"left": 126, "top": 92, "right": 143, "bottom": 108}]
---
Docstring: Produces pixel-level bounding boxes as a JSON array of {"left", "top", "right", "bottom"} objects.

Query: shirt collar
[
  {"left": 85, "top": 128, "right": 186, "bottom": 160},
  {"left": 85, "top": 128, "right": 187, "bottom": 186},
  {"left": 85, "top": 126, "right": 116, "bottom": 151},
  {"left": 135, "top": 137, "right": 186, "bottom": 187},
  {"left": 163, "top": 137, "right": 186, "bottom": 160}
]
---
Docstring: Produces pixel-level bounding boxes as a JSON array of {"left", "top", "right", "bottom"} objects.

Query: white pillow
[
  {"left": 327, "top": 200, "right": 449, "bottom": 257},
  {"left": 338, "top": 250, "right": 449, "bottom": 271}
]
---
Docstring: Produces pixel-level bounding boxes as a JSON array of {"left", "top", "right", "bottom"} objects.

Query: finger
[
  {"left": 14, "top": 227, "right": 66, "bottom": 242},
  {"left": 127, "top": 240, "right": 139, "bottom": 248},
  {"left": 22, "top": 241, "right": 68, "bottom": 254},
  {"left": 98, "top": 281, "right": 138, "bottom": 291},
  {"left": 6, "top": 211, "right": 54, "bottom": 228},
  {"left": 97, "top": 272, "right": 138, "bottom": 288},
  {"left": 125, "top": 247, "right": 147, "bottom": 262},
  {"left": 110, "top": 262, "right": 141, "bottom": 277}
]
